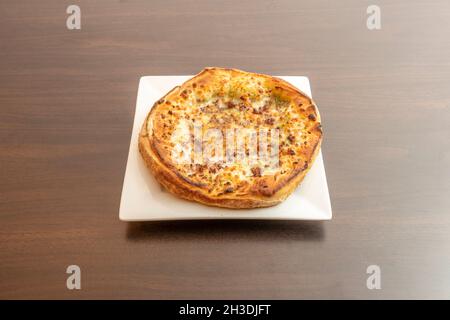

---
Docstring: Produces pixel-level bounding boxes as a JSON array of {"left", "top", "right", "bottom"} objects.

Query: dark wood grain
[{"left": 1, "top": 0, "right": 450, "bottom": 299}]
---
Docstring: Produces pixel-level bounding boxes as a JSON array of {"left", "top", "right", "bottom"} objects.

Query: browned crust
[{"left": 139, "top": 67, "right": 323, "bottom": 209}]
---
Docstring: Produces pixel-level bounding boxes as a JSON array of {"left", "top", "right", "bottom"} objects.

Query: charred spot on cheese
[
  {"left": 180, "top": 90, "right": 189, "bottom": 99},
  {"left": 265, "top": 117, "right": 275, "bottom": 125},
  {"left": 251, "top": 167, "right": 262, "bottom": 177},
  {"left": 225, "top": 187, "right": 234, "bottom": 193}
]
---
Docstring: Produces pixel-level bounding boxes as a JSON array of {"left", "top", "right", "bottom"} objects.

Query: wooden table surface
[{"left": 1, "top": 0, "right": 450, "bottom": 299}]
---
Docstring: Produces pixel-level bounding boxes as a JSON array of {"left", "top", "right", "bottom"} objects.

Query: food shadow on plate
[{"left": 126, "top": 220, "right": 325, "bottom": 242}]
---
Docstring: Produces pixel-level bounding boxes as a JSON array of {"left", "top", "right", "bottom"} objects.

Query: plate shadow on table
[{"left": 125, "top": 219, "right": 325, "bottom": 242}]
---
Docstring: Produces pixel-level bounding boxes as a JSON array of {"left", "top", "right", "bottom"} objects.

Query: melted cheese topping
[{"left": 152, "top": 70, "right": 319, "bottom": 197}]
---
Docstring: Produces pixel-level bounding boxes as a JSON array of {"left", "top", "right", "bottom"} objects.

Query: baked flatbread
[{"left": 139, "top": 67, "right": 322, "bottom": 208}]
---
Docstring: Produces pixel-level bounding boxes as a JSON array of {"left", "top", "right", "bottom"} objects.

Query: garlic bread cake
[{"left": 139, "top": 67, "right": 322, "bottom": 208}]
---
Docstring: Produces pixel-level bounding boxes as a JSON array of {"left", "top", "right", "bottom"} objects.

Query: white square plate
[{"left": 120, "top": 75, "right": 332, "bottom": 221}]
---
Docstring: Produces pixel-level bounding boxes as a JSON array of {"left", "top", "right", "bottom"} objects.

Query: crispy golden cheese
[{"left": 139, "top": 67, "right": 322, "bottom": 208}]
